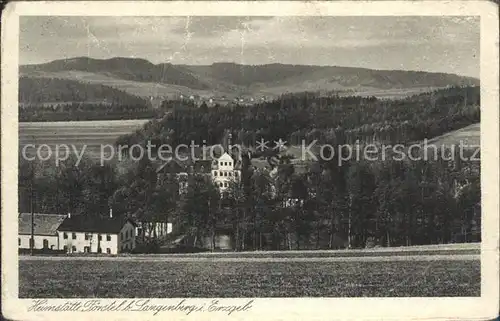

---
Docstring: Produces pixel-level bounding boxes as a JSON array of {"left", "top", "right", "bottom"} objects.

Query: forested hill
[
  {"left": 20, "top": 57, "right": 479, "bottom": 100},
  {"left": 19, "top": 77, "right": 148, "bottom": 106},
  {"left": 117, "top": 86, "right": 480, "bottom": 150}
]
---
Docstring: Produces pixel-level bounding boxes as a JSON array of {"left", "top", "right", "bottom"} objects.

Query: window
[
  {"left": 229, "top": 172, "right": 232, "bottom": 177},
  {"left": 43, "top": 239, "right": 49, "bottom": 249},
  {"left": 63, "top": 233, "right": 68, "bottom": 239},
  {"left": 235, "top": 172, "right": 239, "bottom": 177},
  {"left": 72, "top": 233, "right": 76, "bottom": 240},
  {"left": 84, "top": 233, "right": 89, "bottom": 240},
  {"left": 72, "top": 246, "right": 76, "bottom": 252},
  {"left": 18, "top": 238, "right": 21, "bottom": 246},
  {"left": 106, "top": 234, "right": 111, "bottom": 241},
  {"left": 63, "top": 245, "right": 68, "bottom": 252},
  {"left": 125, "top": 230, "right": 128, "bottom": 239},
  {"left": 229, "top": 162, "right": 232, "bottom": 166},
  {"left": 219, "top": 182, "right": 223, "bottom": 187},
  {"left": 106, "top": 248, "right": 111, "bottom": 254},
  {"left": 224, "top": 172, "right": 228, "bottom": 177},
  {"left": 219, "top": 161, "right": 222, "bottom": 165},
  {"left": 213, "top": 171, "right": 217, "bottom": 176},
  {"left": 224, "top": 182, "right": 228, "bottom": 187},
  {"left": 98, "top": 234, "right": 102, "bottom": 241},
  {"left": 98, "top": 247, "right": 102, "bottom": 253},
  {"left": 121, "top": 232, "right": 124, "bottom": 239},
  {"left": 225, "top": 162, "right": 228, "bottom": 166},
  {"left": 84, "top": 246, "right": 90, "bottom": 253}
]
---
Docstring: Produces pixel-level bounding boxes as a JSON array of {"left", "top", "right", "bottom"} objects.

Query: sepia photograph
[{"left": 2, "top": 1, "right": 499, "bottom": 320}]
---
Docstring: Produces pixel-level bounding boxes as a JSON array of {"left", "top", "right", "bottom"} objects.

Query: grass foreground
[{"left": 19, "top": 251, "right": 480, "bottom": 298}]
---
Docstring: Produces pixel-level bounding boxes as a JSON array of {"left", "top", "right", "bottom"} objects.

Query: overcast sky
[{"left": 20, "top": 16, "right": 479, "bottom": 77}]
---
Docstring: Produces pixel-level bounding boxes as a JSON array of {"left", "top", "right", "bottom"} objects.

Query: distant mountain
[
  {"left": 20, "top": 57, "right": 480, "bottom": 102},
  {"left": 21, "top": 57, "right": 209, "bottom": 90},
  {"left": 184, "top": 63, "right": 479, "bottom": 89}
]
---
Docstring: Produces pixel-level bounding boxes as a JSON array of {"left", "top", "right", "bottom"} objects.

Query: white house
[
  {"left": 212, "top": 152, "right": 241, "bottom": 191},
  {"left": 18, "top": 213, "right": 67, "bottom": 250},
  {"left": 56, "top": 213, "right": 137, "bottom": 254}
]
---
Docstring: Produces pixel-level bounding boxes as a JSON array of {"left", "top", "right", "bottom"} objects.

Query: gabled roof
[
  {"left": 18, "top": 213, "right": 66, "bottom": 236},
  {"left": 57, "top": 215, "right": 136, "bottom": 234},
  {"left": 218, "top": 152, "right": 233, "bottom": 161}
]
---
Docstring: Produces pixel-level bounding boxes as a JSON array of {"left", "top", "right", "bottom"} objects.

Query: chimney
[
  {"left": 109, "top": 208, "right": 113, "bottom": 218},
  {"left": 67, "top": 212, "right": 71, "bottom": 218}
]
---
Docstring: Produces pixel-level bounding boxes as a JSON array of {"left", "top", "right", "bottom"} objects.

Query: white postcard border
[{"left": 2, "top": 1, "right": 499, "bottom": 320}]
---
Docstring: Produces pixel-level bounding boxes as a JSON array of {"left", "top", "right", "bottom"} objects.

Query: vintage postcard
[{"left": 1, "top": 1, "right": 499, "bottom": 320}]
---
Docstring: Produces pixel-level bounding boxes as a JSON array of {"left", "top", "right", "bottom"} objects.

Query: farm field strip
[
  {"left": 19, "top": 254, "right": 479, "bottom": 262},
  {"left": 19, "top": 119, "right": 151, "bottom": 128},
  {"left": 19, "top": 131, "right": 137, "bottom": 137},
  {"left": 19, "top": 259, "right": 480, "bottom": 297},
  {"left": 164, "top": 242, "right": 481, "bottom": 256},
  {"left": 19, "top": 120, "right": 151, "bottom": 159}
]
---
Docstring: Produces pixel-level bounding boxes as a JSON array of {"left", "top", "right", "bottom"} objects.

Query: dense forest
[
  {"left": 20, "top": 102, "right": 156, "bottom": 122},
  {"left": 19, "top": 77, "right": 152, "bottom": 121},
  {"left": 18, "top": 86, "right": 481, "bottom": 250},
  {"left": 117, "top": 86, "right": 480, "bottom": 151}
]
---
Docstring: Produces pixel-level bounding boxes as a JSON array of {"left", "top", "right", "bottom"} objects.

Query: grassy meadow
[{"left": 19, "top": 246, "right": 480, "bottom": 298}]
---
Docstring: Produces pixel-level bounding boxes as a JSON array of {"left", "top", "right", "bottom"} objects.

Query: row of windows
[
  {"left": 65, "top": 245, "right": 111, "bottom": 254},
  {"left": 63, "top": 232, "right": 112, "bottom": 241},
  {"left": 217, "top": 161, "right": 232, "bottom": 166},
  {"left": 213, "top": 171, "right": 238, "bottom": 177},
  {"left": 219, "top": 182, "right": 229, "bottom": 188}
]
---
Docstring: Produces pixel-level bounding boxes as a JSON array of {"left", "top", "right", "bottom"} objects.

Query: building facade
[
  {"left": 211, "top": 152, "right": 241, "bottom": 191},
  {"left": 57, "top": 214, "right": 137, "bottom": 254}
]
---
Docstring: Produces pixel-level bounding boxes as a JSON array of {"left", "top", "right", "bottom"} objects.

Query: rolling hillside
[
  {"left": 19, "top": 77, "right": 148, "bottom": 106},
  {"left": 20, "top": 57, "right": 480, "bottom": 102}
]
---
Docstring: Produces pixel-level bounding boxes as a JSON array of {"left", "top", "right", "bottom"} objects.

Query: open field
[
  {"left": 19, "top": 245, "right": 480, "bottom": 298},
  {"left": 426, "top": 123, "right": 480, "bottom": 148},
  {"left": 19, "top": 119, "right": 151, "bottom": 159}
]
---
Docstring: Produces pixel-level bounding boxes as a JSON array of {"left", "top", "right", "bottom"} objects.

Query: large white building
[
  {"left": 56, "top": 213, "right": 137, "bottom": 254},
  {"left": 211, "top": 152, "right": 241, "bottom": 191},
  {"left": 156, "top": 151, "right": 241, "bottom": 193}
]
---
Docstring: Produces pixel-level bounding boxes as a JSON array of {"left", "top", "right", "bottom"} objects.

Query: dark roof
[
  {"left": 18, "top": 213, "right": 66, "bottom": 236},
  {"left": 57, "top": 215, "right": 136, "bottom": 234}
]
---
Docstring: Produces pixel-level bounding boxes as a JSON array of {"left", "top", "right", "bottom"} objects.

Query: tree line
[
  {"left": 19, "top": 102, "right": 157, "bottom": 122},
  {"left": 19, "top": 146, "right": 480, "bottom": 250},
  {"left": 117, "top": 86, "right": 479, "bottom": 150}
]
